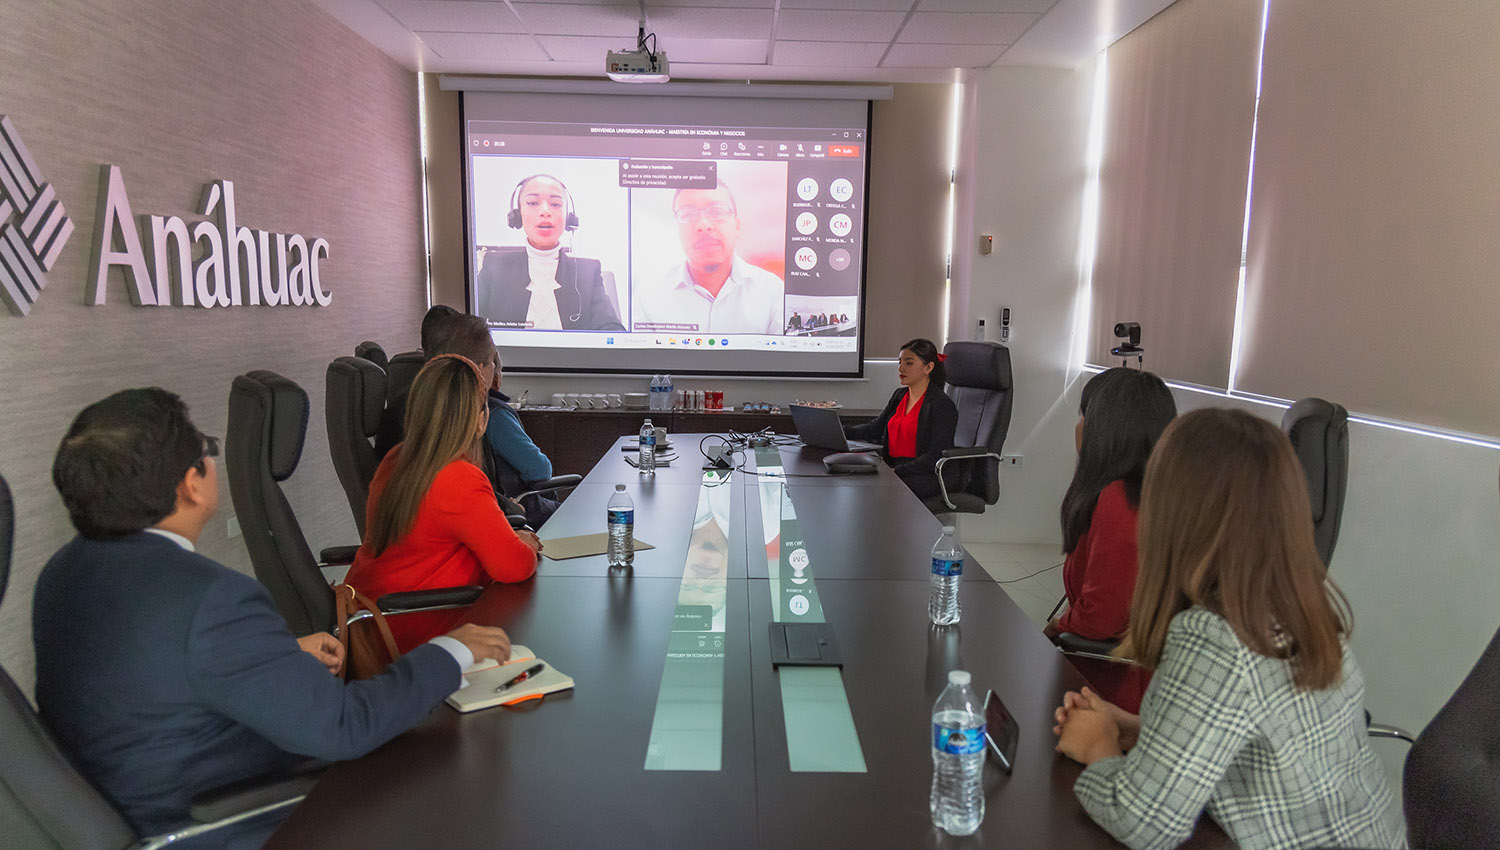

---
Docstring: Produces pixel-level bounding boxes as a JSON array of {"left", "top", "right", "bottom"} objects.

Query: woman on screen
[
  {"left": 1052, "top": 409, "right": 1404, "bottom": 850},
  {"left": 845, "top": 338, "right": 958, "bottom": 500},
  {"left": 347, "top": 354, "right": 542, "bottom": 651},
  {"left": 475, "top": 174, "right": 624, "bottom": 332},
  {"left": 1044, "top": 367, "right": 1175, "bottom": 711}
]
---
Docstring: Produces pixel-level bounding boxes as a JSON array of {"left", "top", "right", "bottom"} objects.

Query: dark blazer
[
  {"left": 33, "top": 533, "right": 459, "bottom": 846},
  {"left": 475, "top": 248, "right": 624, "bottom": 332},
  {"left": 847, "top": 385, "right": 959, "bottom": 481}
]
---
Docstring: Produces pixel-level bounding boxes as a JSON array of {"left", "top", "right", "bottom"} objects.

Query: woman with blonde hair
[
  {"left": 1051, "top": 408, "right": 1404, "bottom": 850},
  {"left": 346, "top": 354, "right": 541, "bottom": 651}
]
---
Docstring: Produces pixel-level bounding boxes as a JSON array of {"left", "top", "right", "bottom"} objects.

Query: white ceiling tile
[
  {"left": 535, "top": 34, "right": 626, "bottom": 62},
  {"left": 780, "top": 0, "right": 914, "bottom": 10},
  {"left": 377, "top": 0, "right": 522, "bottom": 33},
  {"left": 415, "top": 30, "right": 548, "bottom": 59},
  {"left": 917, "top": 0, "right": 1052, "bottom": 12},
  {"left": 772, "top": 40, "right": 887, "bottom": 67},
  {"left": 776, "top": 9, "right": 908, "bottom": 42},
  {"left": 647, "top": 7, "right": 773, "bottom": 39},
  {"left": 898, "top": 11, "right": 1035, "bottom": 45},
  {"left": 670, "top": 38, "right": 768, "bottom": 63},
  {"left": 509, "top": 3, "right": 641, "bottom": 37},
  {"left": 881, "top": 41, "right": 1001, "bottom": 67},
  {"left": 645, "top": 0, "right": 775, "bottom": 7}
]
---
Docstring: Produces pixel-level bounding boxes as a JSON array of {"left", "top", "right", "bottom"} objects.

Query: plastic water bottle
[
  {"left": 607, "top": 484, "right": 634, "bottom": 568},
  {"left": 649, "top": 374, "right": 662, "bottom": 410},
  {"left": 663, "top": 374, "right": 674, "bottom": 409},
  {"left": 930, "top": 525, "right": 963, "bottom": 625},
  {"left": 638, "top": 418, "right": 656, "bottom": 475},
  {"left": 931, "top": 669, "right": 986, "bottom": 835}
]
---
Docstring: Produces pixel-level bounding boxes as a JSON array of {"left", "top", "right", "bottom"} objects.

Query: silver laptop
[{"left": 789, "top": 405, "right": 881, "bottom": 452}]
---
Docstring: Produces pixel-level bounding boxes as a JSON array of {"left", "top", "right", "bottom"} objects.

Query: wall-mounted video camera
[{"left": 1111, "top": 321, "right": 1144, "bottom": 362}]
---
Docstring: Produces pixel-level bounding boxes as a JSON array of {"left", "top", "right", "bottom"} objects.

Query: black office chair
[
  {"left": 326, "top": 356, "right": 387, "bottom": 537},
  {"left": 385, "top": 350, "right": 425, "bottom": 406},
  {"left": 226, "top": 370, "right": 482, "bottom": 637},
  {"left": 0, "top": 473, "right": 319, "bottom": 849},
  {"left": 922, "top": 340, "right": 1013, "bottom": 516},
  {"left": 353, "top": 340, "right": 389, "bottom": 373},
  {"left": 1282, "top": 397, "right": 1349, "bottom": 566}
]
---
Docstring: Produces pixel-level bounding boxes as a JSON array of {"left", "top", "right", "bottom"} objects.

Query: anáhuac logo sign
[
  {"left": 90, "top": 165, "right": 332, "bottom": 309},
  {"left": 0, "top": 115, "right": 74, "bottom": 317}
]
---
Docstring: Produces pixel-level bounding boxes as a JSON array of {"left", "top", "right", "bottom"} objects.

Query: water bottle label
[
  {"left": 642, "top": 434, "right": 656, "bottom": 447},
  {"left": 608, "top": 509, "right": 634, "bottom": 525},
  {"left": 932, "top": 557, "right": 963, "bottom": 577},
  {"left": 933, "top": 725, "right": 986, "bottom": 755}
]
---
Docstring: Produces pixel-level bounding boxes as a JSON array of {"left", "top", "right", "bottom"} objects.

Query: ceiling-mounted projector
[{"left": 607, "top": 22, "right": 668, "bottom": 83}]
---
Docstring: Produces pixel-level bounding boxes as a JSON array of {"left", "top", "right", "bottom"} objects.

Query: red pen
[{"left": 494, "top": 662, "right": 545, "bottom": 693}]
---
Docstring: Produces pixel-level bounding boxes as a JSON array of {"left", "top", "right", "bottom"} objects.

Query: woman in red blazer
[
  {"left": 1044, "top": 367, "right": 1175, "bottom": 711},
  {"left": 346, "top": 354, "right": 541, "bottom": 651},
  {"left": 845, "top": 338, "right": 959, "bottom": 501}
]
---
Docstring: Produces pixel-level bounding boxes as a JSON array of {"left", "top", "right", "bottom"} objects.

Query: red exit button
[{"left": 829, "top": 144, "right": 860, "bottom": 157}]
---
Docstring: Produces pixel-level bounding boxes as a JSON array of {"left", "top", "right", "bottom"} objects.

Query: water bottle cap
[
  {"left": 941, "top": 525, "right": 955, "bottom": 534},
  {"left": 615, "top": 484, "right": 626, "bottom": 491},
  {"left": 947, "top": 670, "right": 971, "bottom": 685},
  {"left": 643, "top": 418, "right": 652, "bottom": 425}
]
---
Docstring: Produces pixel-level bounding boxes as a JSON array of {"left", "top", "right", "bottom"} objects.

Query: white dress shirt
[
  {"left": 633, "top": 255, "right": 785, "bottom": 335},
  {"left": 525, "top": 243, "right": 564, "bottom": 330}
]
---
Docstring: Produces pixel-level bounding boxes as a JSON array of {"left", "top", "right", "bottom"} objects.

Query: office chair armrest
[
  {"left": 318, "top": 545, "right": 360, "bottom": 565},
  {"left": 508, "top": 514, "right": 529, "bottom": 530},
  {"left": 932, "top": 451, "right": 1002, "bottom": 511},
  {"left": 1056, "top": 633, "right": 1129, "bottom": 663},
  {"left": 1363, "top": 710, "right": 1416, "bottom": 745},
  {"left": 516, "top": 474, "right": 583, "bottom": 502},
  {"left": 136, "top": 763, "right": 326, "bottom": 849},
  {"left": 376, "top": 585, "right": 485, "bottom": 613}
]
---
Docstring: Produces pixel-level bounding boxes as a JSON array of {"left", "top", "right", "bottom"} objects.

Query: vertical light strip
[
  {"left": 417, "top": 72, "right": 434, "bottom": 309},
  {"left": 941, "top": 80, "right": 962, "bottom": 347},
  {"left": 1226, "top": 0, "right": 1271, "bottom": 391},
  {"left": 1071, "top": 51, "right": 1109, "bottom": 370}
]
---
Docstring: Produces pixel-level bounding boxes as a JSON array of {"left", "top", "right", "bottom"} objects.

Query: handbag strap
[{"left": 334, "top": 582, "right": 400, "bottom": 662}]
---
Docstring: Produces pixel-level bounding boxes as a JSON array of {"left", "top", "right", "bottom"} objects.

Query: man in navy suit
[{"left": 33, "top": 388, "right": 514, "bottom": 848}]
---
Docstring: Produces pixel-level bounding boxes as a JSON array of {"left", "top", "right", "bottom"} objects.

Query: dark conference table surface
[{"left": 267, "top": 436, "right": 1232, "bottom": 850}]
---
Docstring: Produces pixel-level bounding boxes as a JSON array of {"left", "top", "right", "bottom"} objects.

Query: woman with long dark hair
[
  {"left": 1045, "top": 368, "right": 1175, "bottom": 710},
  {"left": 346, "top": 354, "right": 541, "bottom": 651},
  {"left": 1052, "top": 408, "right": 1403, "bottom": 850},
  {"left": 846, "top": 338, "right": 958, "bottom": 500}
]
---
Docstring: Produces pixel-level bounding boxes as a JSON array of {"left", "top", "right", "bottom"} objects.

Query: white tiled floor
[{"left": 966, "top": 542, "right": 1066, "bottom": 628}]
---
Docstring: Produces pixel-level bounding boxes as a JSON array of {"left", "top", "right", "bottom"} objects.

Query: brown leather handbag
[{"left": 334, "top": 583, "right": 401, "bottom": 680}]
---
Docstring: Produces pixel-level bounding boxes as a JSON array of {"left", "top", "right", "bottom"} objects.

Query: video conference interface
[{"left": 465, "top": 117, "right": 870, "bottom": 364}]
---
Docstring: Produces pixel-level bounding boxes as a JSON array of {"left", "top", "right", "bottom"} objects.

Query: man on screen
[
  {"left": 476, "top": 174, "right": 624, "bottom": 332},
  {"left": 633, "top": 182, "right": 784, "bottom": 335}
]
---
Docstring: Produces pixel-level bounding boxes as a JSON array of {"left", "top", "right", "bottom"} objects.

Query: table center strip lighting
[
  {"left": 755, "top": 447, "right": 867, "bottom": 773},
  {"left": 643, "top": 472, "right": 734, "bottom": 771}
]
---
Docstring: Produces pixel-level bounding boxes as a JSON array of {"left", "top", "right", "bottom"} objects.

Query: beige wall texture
[{"left": 0, "top": 0, "right": 427, "bottom": 694}]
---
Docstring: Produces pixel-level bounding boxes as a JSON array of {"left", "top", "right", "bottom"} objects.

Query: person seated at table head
[
  {"left": 1052, "top": 408, "right": 1405, "bottom": 850},
  {"left": 845, "top": 337, "right": 958, "bottom": 501},
  {"left": 33, "top": 387, "right": 512, "bottom": 849},
  {"left": 789, "top": 310, "right": 802, "bottom": 330},
  {"left": 349, "top": 354, "right": 542, "bottom": 652},
  {"left": 632, "top": 181, "right": 785, "bottom": 335},
  {"left": 475, "top": 173, "right": 624, "bottom": 332}
]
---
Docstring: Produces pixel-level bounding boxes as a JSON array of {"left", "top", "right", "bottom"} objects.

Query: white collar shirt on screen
[
  {"left": 634, "top": 256, "right": 784, "bottom": 335},
  {"left": 525, "top": 243, "right": 564, "bottom": 330}
]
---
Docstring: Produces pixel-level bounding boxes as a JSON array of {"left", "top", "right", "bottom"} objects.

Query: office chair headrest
[
  {"left": 0, "top": 474, "right": 11, "bottom": 605},
  {"left": 1281, "top": 397, "right": 1347, "bottom": 523},
  {"left": 237, "top": 371, "right": 309, "bottom": 481},
  {"left": 943, "top": 341, "right": 1012, "bottom": 391},
  {"left": 353, "top": 341, "right": 389, "bottom": 373},
  {"left": 331, "top": 356, "right": 388, "bottom": 436}
]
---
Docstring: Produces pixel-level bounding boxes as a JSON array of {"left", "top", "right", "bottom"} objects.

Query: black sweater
[{"left": 846, "top": 385, "right": 958, "bottom": 480}]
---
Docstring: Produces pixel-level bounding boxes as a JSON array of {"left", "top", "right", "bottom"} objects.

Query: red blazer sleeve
[
  {"left": 1055, "top": 482, "right": 1139, "bottom": 640},
  {"left": 431, "top": 462, "right": 537, "bottom": 584}
]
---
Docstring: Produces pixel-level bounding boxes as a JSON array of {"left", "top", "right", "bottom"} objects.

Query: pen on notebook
[{"left": 495, "top": 663, "right": 545, "bottom": 693}]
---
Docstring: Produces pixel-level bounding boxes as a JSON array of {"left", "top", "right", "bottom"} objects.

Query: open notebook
[{"left": 447, "top": 645, "right": 574, "bottom": 712}]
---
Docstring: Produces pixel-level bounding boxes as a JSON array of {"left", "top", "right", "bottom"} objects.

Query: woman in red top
[
  {"left": 346, "top": 354, "right": 541, "bottom": 651},
  {"left": 1044, "top": 367, "right": 1175, "bottom": 710},
  {"left": 846, "top": 338, "right": 958, "bottom": 500}
]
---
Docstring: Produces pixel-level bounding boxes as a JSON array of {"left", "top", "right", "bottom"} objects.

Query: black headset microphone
[{"left": 509, "top": 174, "right": 584, "bottom": 323}]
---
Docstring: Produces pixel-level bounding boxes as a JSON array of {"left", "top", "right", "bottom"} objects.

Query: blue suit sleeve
[
  {"left": 486, "top": 403, "right": 552, "bottom": 483},
  {"left": 185, "top": 572, "right": 460, "bottom": 762}
]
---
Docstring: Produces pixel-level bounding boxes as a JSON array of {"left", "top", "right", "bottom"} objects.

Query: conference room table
[{"left": 267, "top": 436, "right": 1232, "bottom": 849}]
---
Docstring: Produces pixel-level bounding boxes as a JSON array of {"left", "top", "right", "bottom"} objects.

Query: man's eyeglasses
[
  {"left": 673, "top": 205, "right": 735, "bottom": 225},
  {"left": 194, "top": 434, "right": 219, "bottom": 474}
]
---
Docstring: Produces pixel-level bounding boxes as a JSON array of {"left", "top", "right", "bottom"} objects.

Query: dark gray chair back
[
  {"left": 226, "top": 371, "right": 333, "bottom": 636},
  {"left": 1403, "top": 621, "right": 1500, "bottom": 848},
  {"left": 0, "top": 473, "right": 139, "bottom": 850},
  {"left": 326, "top": 357, "right": 387, "bottom": 537},
  {"left": 942, "top": 340, "right": 1013, "bottom": 508},
  {"left": 353, "top": 340, "right": 388, "bottom": 373},
  {"left": 1281, "top": 397, "right": 1348, "bottom": 566},
  {"left": 385, "top": 350, "right": 425, "bottom": 405}
]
